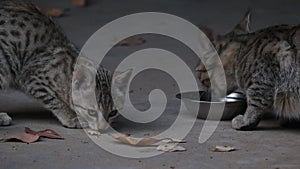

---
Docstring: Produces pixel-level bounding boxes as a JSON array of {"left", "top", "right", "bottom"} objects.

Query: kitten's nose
[{"left": 97, "top": 119, "right": 109, "bottom": 131}]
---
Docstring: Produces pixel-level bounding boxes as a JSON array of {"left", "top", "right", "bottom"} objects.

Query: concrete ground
[{"left": 1, "top": 0, "right": 300, "bottom": 169}]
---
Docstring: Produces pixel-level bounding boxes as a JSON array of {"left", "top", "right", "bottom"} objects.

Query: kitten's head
[
  {"left": 197, "top": 10, "right": 251, "bottom": 94},
  {"left": 72, "top": 60, "right": 132, "bottom": 131}
]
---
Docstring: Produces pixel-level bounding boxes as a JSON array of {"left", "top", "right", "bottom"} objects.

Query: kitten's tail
[{"left": 274, "top": 91, "right": 300, "bottom": 120}]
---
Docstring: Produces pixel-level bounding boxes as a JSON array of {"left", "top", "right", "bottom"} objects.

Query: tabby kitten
[
  {"left": 0, "top": 1, "right": 132, "bottom": 130},
  {"left": 197, "top": 11, "right": 300, "bottom": 130}
]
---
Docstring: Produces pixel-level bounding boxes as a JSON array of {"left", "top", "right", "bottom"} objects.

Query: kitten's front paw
[
  {"left": 232, "top": 115, "right": 245, "bottom": 130},
  {"left": 0, "top": 112, "right": 12, "bottom": 126},
  {"left": 63, "top": 117, "right": 83, "bottom": 129},
  {"left": 232, "top": 115, "right": 258, "bottom": 130}
]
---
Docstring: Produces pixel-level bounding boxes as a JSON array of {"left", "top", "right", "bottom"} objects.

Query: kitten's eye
[
  {"left": 109, "top": 110, "right": 118, "bottom": 118},
  {"left": 88, "top": 110, "right": 97, "bottom": 116}
]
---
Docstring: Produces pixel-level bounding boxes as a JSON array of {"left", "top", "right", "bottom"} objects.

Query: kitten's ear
[
  {"left": 231, "top": 9, "right": 251, "bottom": 35},
  {"left": 73, "top": 65, "right": 95, "bottom": 91},
  {"left": 198, "top": 25, "right": 220, "bottom": 46},
  {"left": 73, "top": 58, "right": 97, "bottom": 91},
  {"left": 72, "top": 64, "right": 99, "bottom": 110},
  {"left": 111, "top": 69, "right": 133, "bottom": 109}
]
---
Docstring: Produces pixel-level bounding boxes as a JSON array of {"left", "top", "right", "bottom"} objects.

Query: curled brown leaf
[
  {"left": 25, "top": 127, "right": 64, "bottom": 139},
  {"left": 0, "top": 133, "right": 40, "bottom": 143}
]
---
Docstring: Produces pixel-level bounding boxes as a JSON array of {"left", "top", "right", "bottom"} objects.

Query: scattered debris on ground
[
  {"left": 112, "top": 134, "right": 162, "bottom": 146},
  {"left": 111, "top": 134, "right": 185, "bottom": 145},
  {"left": 87, "top": 129, "right": 101, "bottom": 136},
  {"left": 0, "top": 112, "right": 12, "bottom": 126},
  {"left": 157, "top": 143, "right": 186, "bottom": 152},
  {"left": 123, "top": 133, "right": 131, "bottom": 137},
  {"left": 111, "top": 134, "right": 186, "bottom": 152},
  {"left": 213, "top": 145, "right": 236, "bottom": 152}
]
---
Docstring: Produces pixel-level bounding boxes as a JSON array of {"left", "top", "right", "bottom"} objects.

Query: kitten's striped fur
[
  {"left": 197, "top": 11, "right": 300, "bottom": 130},
  {"left": 0, "top": 1, "right": 131, "bottom": 130}
]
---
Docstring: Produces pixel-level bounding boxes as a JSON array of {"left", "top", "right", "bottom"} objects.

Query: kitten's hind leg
[
  {"left": 232, "top": 87, "right": 274, "bottom": 130},
  {"left": 0, "top": 112, "right": 12, "bottom": 126}
]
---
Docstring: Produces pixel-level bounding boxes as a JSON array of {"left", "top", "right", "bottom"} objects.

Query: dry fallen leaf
[
  {"left": 42, "top": 9, "right": 64, "bottom": 17},
  {"left": 25, "top": 127, "right": 64, "bottom": 139},
  {"left": 156, "top": 144, "right": 186, "bottom": 152},
  {"left": 124, "top": 133, "right": 131, "bottom": 137},
  {"left": 111, "top": 135, "right": 160, "bottom": 146},
  {"left": 72, "top": 0, "right": 87, "bottom": 7},
  {"left": 0, "top": 128, "right": 64, "bottom": 143},
  {"left": 111, "top": 134, "right": 184, "bottom": 146},
  {"left": 111, "top": 134, "right": 187, "bottom": 153},
  {"left": 116, "top": 37, "right": 146, "bottom": 46},
  {"left": 0, "top": 133, "right": 40, "bottom": 143},
  {"left": 213, "top": 145, "right": 236, "bottom": 152},
  {"left": 87, "top": 129, "right": 101, "bottom": 136}
]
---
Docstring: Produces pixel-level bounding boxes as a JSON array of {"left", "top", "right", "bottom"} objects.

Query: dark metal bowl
[{"left": 176, "top": 91, "right": 247, "bottom": 121}]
